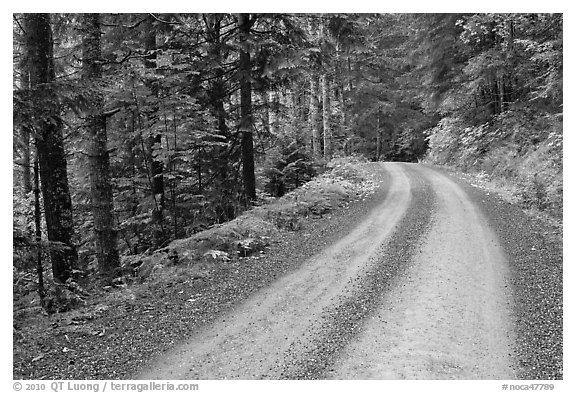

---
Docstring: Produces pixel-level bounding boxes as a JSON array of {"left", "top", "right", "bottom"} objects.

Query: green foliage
[
  {"left": 127, "top": 156, "right": 377, "bottom": 282},
  {"left": 42, "top": 283, "right": 87, "bottom": 314},
  {"left": 426, "top": 112, "right": 562, "bottom": 215},
  {"left": 261, "top": 139, "right": 318, "bottom": 197},
  {"left": 259, "top": 156, "right": 375, "bottom": 229},
  {"left": 424, "top": 117, "right": 464, "bottom": 166},
  {"left": 12, "top": 13, "right": 562, "bottom": 297},
  {"left": 421, "top": 13, "right": 562, "bottom": 215}
]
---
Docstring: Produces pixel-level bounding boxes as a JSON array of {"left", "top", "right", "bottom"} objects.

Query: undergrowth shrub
[
  {"left": 168, "top": 215, "right": 279, "bottom": 258},
  {"left": 253, "top": 202, "right": 304, "bottom": 231},
  {"left": 425, "top": 111, "right": 562, "bottom": 216},
  {"left": 515, "top": 126, "right": 563, "bottom": 212},
  {"left": 130, "top": 156, "right": 378, "bottom": 281},
  {"left": 260, "top": 140, "right": 318, "bottom": 197},
  {"left": 326, "top": 156, "right": 368, "bottom": 183},
  {"left": 425, "top": 117, "right": 464, "bottom": 166}
]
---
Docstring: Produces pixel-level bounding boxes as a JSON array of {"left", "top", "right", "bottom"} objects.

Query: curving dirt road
[{"left": 136, "top": 163, "right": 516, "bottom": 380}]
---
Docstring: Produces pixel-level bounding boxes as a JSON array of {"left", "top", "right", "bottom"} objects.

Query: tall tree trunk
[
  {"left": 290, "top": 88, "right": 300, "bottom": 138},
  {"left": 143, "top": 17, "right": 166, "bottom": 246},
  {"left": 33, "top": 155, "right": 44, "bottom": 303},
  {"left": 321, "top": 73, "right": 332, "bottom": 159},
  {"left": 309, "top": 75, "right": 322, "bottom": 157},
  {"left": 498, "top": 74, "right": 506, "bottom": 114},
  {"left": 82, "top": 13, "right": 120, "bottom": 282},
  {"left": 205, "top": 14, "right": 228, "bottom": 137},
  {"left": 269, "top": 91, "right": 278, "bottom": 135},
  {"left": 20, "top": 67, "right": 32, "bottom": 193},
  {"left": 504, "top": 19, "right": 515, "bottom": 109},
  {"left": 347, "top": 57, "right": 354, "bottom": 92},
  {"left": 376, "top": 109, "right": 382, "bottom": 161},
  {"left": 338, "top": 84, "right": 346, "bottom": 135},
  {"left": 492, "top": 77, "right": 500, "bottom": 116},
  {"left": 205, "top": 14, "right": 235, "bottom": 221},
  {"left": 238, "top": 13, "right": 256, "bottom": 202},
  {"left": 262, "top": 90, "right": 271, "bottom": 135},
  {"left": 335, "top": 42, "right": 347, "bottom": 137},
  {"left": 21, "top": 128, "right": 32, "bottom": 194},
  {"left": 24, "top": 13, "right": 77, "bottom": 283}
]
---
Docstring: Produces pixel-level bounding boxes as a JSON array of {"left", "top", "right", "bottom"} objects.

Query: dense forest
[{"left": 13, "top": 13, "right": 562, "bottom": 312}]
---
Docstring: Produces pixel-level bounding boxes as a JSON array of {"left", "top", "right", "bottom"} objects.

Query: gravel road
[
  {"left": 325, "top": 165, "right": 515, "bottom": 379},
  {"left": 135, "top": 163, "right": 561, "bottom": 380}
]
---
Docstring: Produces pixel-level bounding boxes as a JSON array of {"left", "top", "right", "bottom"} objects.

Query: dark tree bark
[
  {"left": 335, "top": 42, "right": 348, "bottom": 141},
  {"left": 33, "top": 156, "right": 44, "bottom": 302},
  {"left": 21, "top": 128, "right": 32, "bottom": 194},
  {"left": 204, "top": 14, "right": 235, "bottom": 222},
  {"left": 262, "top": 90, "right": 270, "bottom": 135},
  {"left": 143, "top": 16, "right": 166, "bottom": 247},
  {"left": 376, "top": 109, "right": 382, "bottom": 161},
  {"left": 204, "top": 14, "right": 228, "bottom": 137},
  {"left": 238, "top": 13, "right": 256, "bottom": 202},
  {"left": 24, "top": 13, "right": 77, "bottom": 283},
  {"left": 81, "top": 13, "right": 120, "bottom": 282},
  {"left": 321, "top": 73, "right": 332, "bottom": 159},
  {"left": 309, "top": 74, "right": 322, "bottom": 158},
  {"left": 19, "top": 67, "right": 32, "bottom": 193}
]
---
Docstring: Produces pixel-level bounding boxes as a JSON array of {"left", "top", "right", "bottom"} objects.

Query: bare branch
[
  {"left": 101, "top": 16, "right": 148, "bottom": 29},
  {"left": 103, "top": 107, "right": 122, "bottom": 118},
  {"left": 101, "top": 50, "right": 133, "bottom": 65},
  {"left": 149, "top": 13, "right": 182, "bottom": 25},
  {"left": 13, "top": 14, "right": 26, "bottom": 35}
]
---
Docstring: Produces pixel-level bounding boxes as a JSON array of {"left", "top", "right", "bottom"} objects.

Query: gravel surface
[
  {"left": 13, "top": 162, "right": 562, "bottom": 380},
  {"left": 430, "top": 166, "right": 563, "bottom": 379},
  {"left": 279, "top": 165, "right": 434, "bottom": 379},
  {"left": 13, "top": 163, "right": 392, "bottom": 380},
  {"left": 134, "top": 163, "right": 403, "bottom": 379}
]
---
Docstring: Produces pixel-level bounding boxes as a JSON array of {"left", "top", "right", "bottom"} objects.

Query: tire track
[
  {"left": 135, "top": 163, "right": 414, "bottom": 379},
  {"left": 326, "top": 164, "right": 516, "bottom": 379},
  {"left": 280, "top": 163, "right": 434, "bottom": 379}
]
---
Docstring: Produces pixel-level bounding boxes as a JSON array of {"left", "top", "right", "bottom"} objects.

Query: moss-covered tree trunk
[
  {"left": 24, "top": 13, "right": 77, "bottom": 283},
  {"left": 82, "top": 13, "right": 120, "bottom": 282}
]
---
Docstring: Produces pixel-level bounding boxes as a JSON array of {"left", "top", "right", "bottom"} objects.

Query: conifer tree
[
  {"left": 81, "top": 13, "right": 120, "bottom": 282},
  {"left": 24, "top": 13, "right": 77, "bottom": 283}
]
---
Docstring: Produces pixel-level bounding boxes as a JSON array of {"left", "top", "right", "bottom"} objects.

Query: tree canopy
[{"left": 13, "top": 13, "right": 562, "bottom": 303}]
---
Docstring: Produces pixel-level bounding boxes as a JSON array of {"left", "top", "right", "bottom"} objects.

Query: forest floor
[{"left": 13, "top": 162, "right": 562, "bottom": 380}]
